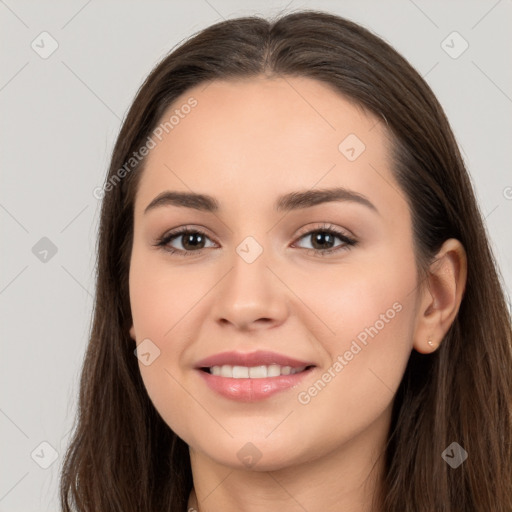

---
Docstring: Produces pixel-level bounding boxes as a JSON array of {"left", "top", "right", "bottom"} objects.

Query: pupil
[
  {"left": 183, "top": 232, "right": 204, "bottom": 250},
  {"left": 312, "top": 232, "right": 334, "bottom": 250}
]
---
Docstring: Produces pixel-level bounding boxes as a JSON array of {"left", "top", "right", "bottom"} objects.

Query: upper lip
[{"left": 194, "top": 350, "right": 316, "bottom": 369}]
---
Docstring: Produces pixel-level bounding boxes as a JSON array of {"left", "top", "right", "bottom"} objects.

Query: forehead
[{"left": 133, "top": 76, "right": 398, "bottom": 215}]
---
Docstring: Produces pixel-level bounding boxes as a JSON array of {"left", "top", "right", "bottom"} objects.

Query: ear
[
  {"left": 413, "top": 238, "right": 467, "bottom": 354},
  {"left": 129, "top": 324, "right": 136, "bottom": 341}
]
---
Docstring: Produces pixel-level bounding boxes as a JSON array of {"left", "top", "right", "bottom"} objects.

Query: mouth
[
  {"left": 199, "top": 364, "right": 315, "bottom": 378},
  {"left": 194, "top": 349, "right": 316, "bottom": 371},
  {"left": 194, "top": 350, "right": 317, "bottom": 402},
  {"left": 196, "top": 365, "right": 316, "bottom": 402}
]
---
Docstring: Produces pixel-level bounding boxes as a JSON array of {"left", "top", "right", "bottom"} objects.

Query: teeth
[{"left": 209, "top": 364, "right": 307, "bottom": 378}]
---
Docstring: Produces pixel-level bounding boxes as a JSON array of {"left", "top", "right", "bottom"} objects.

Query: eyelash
[{"left": 154, "top": 223, "right": 357, "bottom": 258}]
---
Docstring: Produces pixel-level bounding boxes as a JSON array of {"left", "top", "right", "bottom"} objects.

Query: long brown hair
[{"left": 59, "top": 10, "right": 512, "bottom": 511}]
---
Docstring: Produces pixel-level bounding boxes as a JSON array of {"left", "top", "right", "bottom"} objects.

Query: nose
[{"left": 211, "top": 247, "right": 289, "bottom": 332}]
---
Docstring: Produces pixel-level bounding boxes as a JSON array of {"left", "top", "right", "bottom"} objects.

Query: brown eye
[
  {"left": 156, "top": 228, "right": 216, "bottom": 256},
  {"left": 155, "top": 223, "right": 357, "bottom": 257},
  {"left": 293, "top": 224, "right": 357, "bottom": 256}
]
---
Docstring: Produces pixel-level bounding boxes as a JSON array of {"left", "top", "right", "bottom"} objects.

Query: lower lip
[{"left": 196, "top": 367, "right": 314, "bottom": 402}]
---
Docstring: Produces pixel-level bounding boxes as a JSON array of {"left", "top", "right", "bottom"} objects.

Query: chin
[{"left": 193, "top": 435, "right": 316, "bottom": 472}]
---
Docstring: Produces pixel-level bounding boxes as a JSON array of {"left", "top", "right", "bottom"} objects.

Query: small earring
[{"left": 427, "top": 336, "right": 435, "bottom": 348}]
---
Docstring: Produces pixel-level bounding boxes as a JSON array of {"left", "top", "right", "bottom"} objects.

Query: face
[{"left": 128, "top": 76, "right": 419, "bottom": 471}]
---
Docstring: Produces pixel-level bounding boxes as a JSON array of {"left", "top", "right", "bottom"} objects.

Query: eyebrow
[{"left": 143, "top": 187, "right": 379, "bottom": 215}]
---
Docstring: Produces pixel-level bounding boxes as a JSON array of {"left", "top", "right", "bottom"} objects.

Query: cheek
[
  {"left": 128, "top": 251, "right": 212, "bottom": 434},
  {"left": 129, "top": 245, "right": 207, "bottom": 343},
  {"left": 292, "top": 251, "right": 416, "bottom": 435}
]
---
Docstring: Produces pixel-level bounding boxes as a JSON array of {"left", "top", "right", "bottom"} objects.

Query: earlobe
[
  {"left": 412, "top": 238, "right": 467, "bottom": 354},
  {"left": 129, "top": 324, "right": 136, "bottom": 341}
]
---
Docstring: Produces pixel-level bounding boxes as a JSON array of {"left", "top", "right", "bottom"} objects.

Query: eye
[
  {"left": 154, "top": 226, "right": 215, "bottom": 257},
  {"left": 154, "top": 223, "right": 357, "bottom": 257},
  {"left": 292, "top": 223, "right": 357, "bottom": 256}
]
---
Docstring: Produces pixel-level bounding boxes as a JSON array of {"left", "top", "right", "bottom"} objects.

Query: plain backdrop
[{"left": 1, "top": 1, "right": 511, "bottom": 510}]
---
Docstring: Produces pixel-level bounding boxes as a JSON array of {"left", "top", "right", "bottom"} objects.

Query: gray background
[{"left": 1, "top": 1, "right": 511, "bottom": 510}]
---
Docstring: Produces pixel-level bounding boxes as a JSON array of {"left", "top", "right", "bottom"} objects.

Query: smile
[
  {"left": 203, "top": 364, "right": 310, "bottom": 378},
  {"left": 196, "top": 365, "right": 315, "bottom": 402}
]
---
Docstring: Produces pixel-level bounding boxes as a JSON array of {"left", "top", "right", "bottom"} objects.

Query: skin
[{"left": 128, "top": 76, "right": 467, "bottom": 512}]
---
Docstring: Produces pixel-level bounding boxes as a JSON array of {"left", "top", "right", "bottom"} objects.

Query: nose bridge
[
  {"left": 229, "top": 232, "right": 275, "bottom": 303},
  {"left": 211, "top": 230, "right": 288, "bottom": 328}
]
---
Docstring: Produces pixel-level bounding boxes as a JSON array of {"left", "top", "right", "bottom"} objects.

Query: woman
[{"left": 60, "top": 10, "right": 512, "bottom": 512}]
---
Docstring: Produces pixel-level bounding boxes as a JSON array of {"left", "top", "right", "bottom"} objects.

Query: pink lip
[
  {"left": 194, "top": 350, "right": 316, "bottom": 402},
  {"left": 196, "top": 366, "right": 315, "bottom": 402},
  {"left": 194, "top": 350, "right": 315, "bottom": 369}
]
